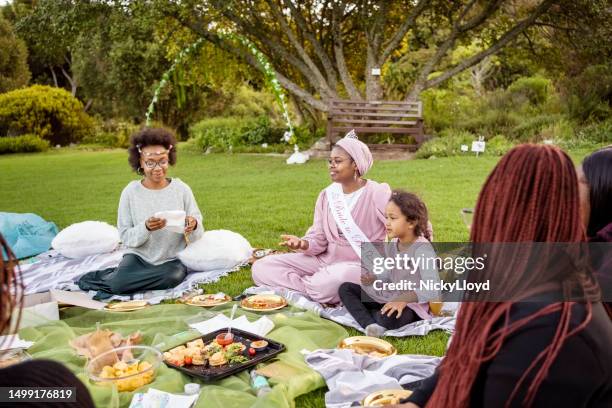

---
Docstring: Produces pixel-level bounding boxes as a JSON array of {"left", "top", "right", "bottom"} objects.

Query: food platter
[
  {"left": 104, "top": 300, "right": 149, "bottom": 312},
  {"left": 240, "top": 294, "right": 287, "bottom": 311},
  {"left": 362, "top": 389, "right": 413, "bottom": 406},
  {"left": 162, "top": 328, "right": 285, "bottom": 382},
  {"left": 338, "top": 336, "right": 397, "bottom": 358},
  {"left": 185, "top": 293, "right": 232, "bottom": 307}
]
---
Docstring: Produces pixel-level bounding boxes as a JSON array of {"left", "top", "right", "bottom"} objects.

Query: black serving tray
[{"left": 163, "top": 328, "right": 285, "bottom": 382}]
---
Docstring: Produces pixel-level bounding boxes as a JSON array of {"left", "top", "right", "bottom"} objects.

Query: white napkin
[
  {"left": 154, "top": 210, "right": 186, "bottom": 234},
  {"left": 129, "top": 388, "right": 198, "bottom": 408},
  {"left": 188, "top": 314, "right": 275, "bottom": 337},
  {"left": 0, "top": 334, "right": 34, "bottom": 351}
]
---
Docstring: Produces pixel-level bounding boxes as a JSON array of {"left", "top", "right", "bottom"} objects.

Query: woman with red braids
[
  {"left": 0, "top": 234, "right": 95, "bottom": 407},
  {"left": 397, "top": 144, "right": 612, "bottom": 408}
]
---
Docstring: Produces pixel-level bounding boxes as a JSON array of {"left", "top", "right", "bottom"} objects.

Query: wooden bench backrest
[{"left": 326, "top": 99, "right": 425, "bottom": 149}]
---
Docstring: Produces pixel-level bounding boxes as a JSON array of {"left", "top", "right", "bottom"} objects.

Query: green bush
[
  {"left": 459, "top": 109, "right": 520, "bottom": 136},
  {"left": 507, "top": 74, "right": 552, "bottom": 106},
  {"left": 0, "top": 85, "right": 95, "bottom": 145},
  {"left": 540, "top": 118, "right": 576, "bottom": 143},
  {"left": 421, "top": 88, "right": 477, "bottom": 132},
  {"left": 0, "top": 134, "right": 50, "bottom": 154},
  {"left": 81, "top": 119, "right": 140, "bottom": 148},
  {"left": 415, "top": 129, "right": 513, "bottom": 159},
  {"left": 562, "top": 64, "right": 612, "bottom": 122},
  {"left": 576, "top": 119, "right": 612, "bottom": 145},
  {"left": 509, "top": 113, "right": 562, "bottom": 140},
  {"left": 190, "top": 116, "right": 291, "bottom": 151}
]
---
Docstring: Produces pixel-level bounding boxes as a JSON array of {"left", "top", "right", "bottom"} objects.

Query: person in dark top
[
  {"left": 578, "top": 146, "right": 612, "bottom": 318},
  {"left": 0, "top": 234, "right": 95, "bottom": 408},
  {"left": 397, "top": 144, "right": 612, "bottom": 408}
]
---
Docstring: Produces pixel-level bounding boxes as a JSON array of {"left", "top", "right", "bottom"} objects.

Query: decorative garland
[
  {"left": 145, "top": 38, "right": 204, "bottom": 126},
  {"left": 145, "top": 33, "right": 296, "bottom": 145}
]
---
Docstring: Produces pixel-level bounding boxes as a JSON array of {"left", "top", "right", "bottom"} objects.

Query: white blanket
[
  {"left": 304, "top": 349, "right": 440, "bottom": 408},
  {"left": 19, "top": 249, "right": 243, "bottom": 304},
  {"left": 244, "top": 286, "right": 457, "bottom": 337}
]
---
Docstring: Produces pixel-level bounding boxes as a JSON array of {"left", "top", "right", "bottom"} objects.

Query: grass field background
[{"left": 0, "top": 145, "right": 596, "bottom": 407}]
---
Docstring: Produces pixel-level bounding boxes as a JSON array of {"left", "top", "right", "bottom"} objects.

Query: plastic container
[
  {"left": 250, "top": 369, "right": 272, "bottom": 397},
  {"left": 86, "top": 345, "right": 162, "bottom": 392}
]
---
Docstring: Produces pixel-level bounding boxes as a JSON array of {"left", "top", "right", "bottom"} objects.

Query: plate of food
[
  {"left": 240, "top": 294, "right": 287, "bottom": 311},
  {"left": 105, "top": 300, "right": 149, "bottom": 312},
  {"left": 338, "top": 336, "right": 397, "bottom": 358},
  {"left": 362, "top": 389, "right": 413, "bottom": 406},
  {"left": 86, "top": 345, "right": 161, "bottom": 392},
  {"left": 162, "top": 328, "right": 285, "bottom": 382},
  {"left": 185, "top": 293, "right": 232, "bottom": 307}
]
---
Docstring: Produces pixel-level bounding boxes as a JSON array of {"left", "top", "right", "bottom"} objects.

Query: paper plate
[
  {"left": 104, "top": 300, "right": 149, "bottom": 312},
  {"left": 240, "top": 294, "right": 287, "bottom": 311},
  {"left": 185, "top": 294, "right": 232, "bottom": 307},
  {"left": 338, "top": 336, "right": 397, "bottom": 358},
  {"left": 362, "top": 389, "right": 413, "bottom": 406}
]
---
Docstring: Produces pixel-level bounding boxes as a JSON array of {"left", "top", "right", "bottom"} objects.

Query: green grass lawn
[{"left": 0, "top": 146, "right": 596, "bottom": 407}]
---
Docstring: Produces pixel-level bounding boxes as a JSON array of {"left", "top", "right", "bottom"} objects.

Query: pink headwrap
[{"left": 335, "top": 130, "right": 373, "bottom": 176}]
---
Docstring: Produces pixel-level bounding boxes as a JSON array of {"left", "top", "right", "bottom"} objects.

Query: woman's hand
[
  {"left": 184, "top": 216, "right": 197, "bottom": 233},
  {"left": 381, "top": 301, "right": 408, "bottom": 318},
  {"left": 145, "top": 217, "right": 166, "bottom": 231},
  {"left": 279, "top": 235, "right": 308, "bottom": 251},
  {"left": 383, "top": 403, "right": 420, "bottom": 408},
  {"left": 361, "top": 272, "right": 376, "bottom": 286}
]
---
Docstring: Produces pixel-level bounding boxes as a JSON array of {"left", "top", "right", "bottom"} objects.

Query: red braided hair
[
  {"left": 427, "top": 144, "right": 598, "bottom": 408},
  {"left": 0, "top": 233, "right": 23, "bottom": 349}
]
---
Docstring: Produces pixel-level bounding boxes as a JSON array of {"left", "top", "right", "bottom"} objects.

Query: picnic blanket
[
  {"left": 304, "top": 349, "right": 440, "bottom": 408},
  {"left": 244, "top": 286, "right": 457, "bottom": 337},
  {"left": 19, "top": 249, "right": 243, "bottom": 303},
  {"left": 18, "top": 302, "right": 348, "bottom": 408}
]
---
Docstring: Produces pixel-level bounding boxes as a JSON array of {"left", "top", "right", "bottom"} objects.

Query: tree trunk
[
  {"left": 49, "top": 66, "right": 58, "bottom": 87},
  {"left": 365, "top": 50, "right": 383, "bottom": 101}
]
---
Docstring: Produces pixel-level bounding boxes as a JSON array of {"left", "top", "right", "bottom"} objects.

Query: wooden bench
[{"left": 326, "top": 99, "right": 426, "bottom": 152}]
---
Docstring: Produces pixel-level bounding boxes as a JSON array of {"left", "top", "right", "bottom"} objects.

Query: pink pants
[{"left": 251, "top": 252, "right": 362, "bottom": 304}]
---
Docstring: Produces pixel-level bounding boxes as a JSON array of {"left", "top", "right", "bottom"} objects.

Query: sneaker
[{"left": 365, "top": 323, "right": 386, "bottom": 337}]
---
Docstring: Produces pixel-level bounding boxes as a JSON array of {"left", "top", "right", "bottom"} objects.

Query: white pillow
[
  {"left": 52, "top": 221, "right": 120, "bottom": 258},
  {"left": 178, "top": 229, "right": 252, "bottom": 271}
]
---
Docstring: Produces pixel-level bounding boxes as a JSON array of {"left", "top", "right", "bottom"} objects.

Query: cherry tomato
[
  {"left": 248, "top": 348, "right": 256, "bottom": 356},
  {"left": 184, "top": 356, "right": 192, "bottom": 365}
]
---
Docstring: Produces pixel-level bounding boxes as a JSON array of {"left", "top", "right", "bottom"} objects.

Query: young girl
[{"left": 338, "top": 190, "right": 439, "bottom": 337}]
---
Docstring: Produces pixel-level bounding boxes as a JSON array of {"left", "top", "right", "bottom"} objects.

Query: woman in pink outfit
[{"left": 251, "top": 131, "right": 391, "bottom": 304}]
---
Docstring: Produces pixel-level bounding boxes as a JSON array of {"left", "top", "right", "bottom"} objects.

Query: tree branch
[
  {"left": 220, "top": 6, "right": 333, "bottom": 99},
  {"left": 408, "top": 0, "right": 504, "bottom": 98},
  {"left": 283, "top": 0, "right": 338, "bottom": 90},
  {"left": 380, "top": 0, "right": 430, "bottom": 64},
  {"left": 332, "top": 2, "right": 362, "bottom": 100},
  {"left": 178, "top": 14, "right": 327, "bottom": 111},
  {"left": 421, "top": 0, "right": 555, "bottom": 92},
  {"left": 265, "top": 0, "right": 336, "bottom": 98}
]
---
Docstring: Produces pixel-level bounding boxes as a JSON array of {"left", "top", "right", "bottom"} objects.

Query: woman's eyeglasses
[{"left": 143, "top": 159, "right": 169, "bottom": 169}]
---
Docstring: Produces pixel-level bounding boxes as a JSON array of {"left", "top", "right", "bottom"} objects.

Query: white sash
[{"left": 325, "top": 183, "right": 369, "bottom": 258}]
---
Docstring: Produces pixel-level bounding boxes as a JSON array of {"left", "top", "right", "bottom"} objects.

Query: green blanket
[{"left": 19, "top": 303, "right": 348, "bottom": 408}]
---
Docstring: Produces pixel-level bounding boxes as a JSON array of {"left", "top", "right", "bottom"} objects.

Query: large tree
[
  {"left": 164, "top": 0, "right": 556, "bottom": 112},
  {"left": 0, "top": 14, "right": 30, "bottom": 93}
]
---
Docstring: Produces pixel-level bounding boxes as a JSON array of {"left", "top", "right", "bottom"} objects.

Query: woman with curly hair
[{"left": 78, "top": 128, "right": 203, "bottom": 299}]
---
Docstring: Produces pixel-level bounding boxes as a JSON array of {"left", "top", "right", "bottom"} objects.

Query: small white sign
[
  {"left": 471, "top": 141, "right": 486, "bottom": 153},
  {"left": 371, "top": 68, "right": 381, "bottom": 76},
  {"left": 461, "top": 144, "right": 469, "bottom": 152}
]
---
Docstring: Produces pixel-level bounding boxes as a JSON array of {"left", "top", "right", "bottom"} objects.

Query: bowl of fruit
[{"left": 86, "top": 345, "right": 162, "bottom": 392}]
